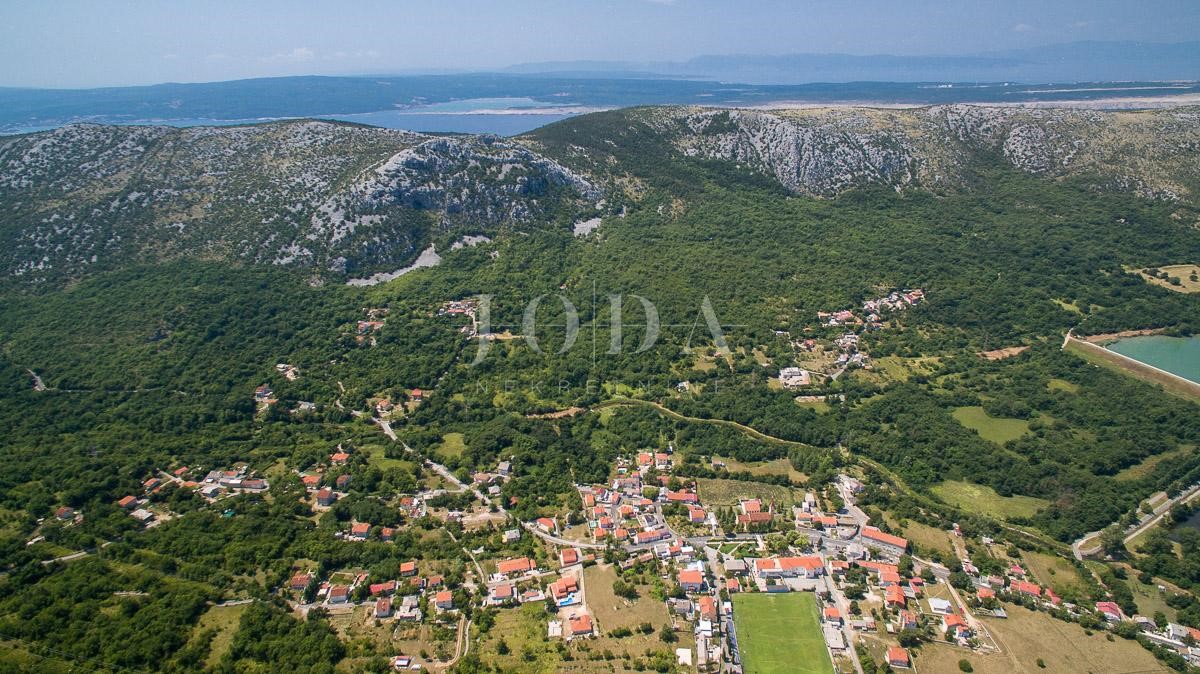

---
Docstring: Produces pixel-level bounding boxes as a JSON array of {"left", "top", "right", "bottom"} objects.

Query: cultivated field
[
  {"left": 1019, "top": 551, "right": 1087, "bottom": 598},
  {"left": 1134, "top": 264, "right": 1200, "bottom": 293},
  {"left": 583, "top": 564, "right": 672, "bottom": 634},
  {"left": 951, "top": 406, "right": 1031, "bottom": 444},
  {"left": 932, "top": 480, "right": 1049, "bottom": 520},
  {"left": 714, "top": 456, "right": 807, "bottom": 482},
  {"left": 733, "top": 593, "right": 833, "bottom": 674},
  {"left": 916, "top": 604, "right": 1168, "bottom": 673},
  {"left": 696, "top": 478, "right": 797, "bottom": 507},
  {"left": 185, "top": 603, "right": 248, "bottom": 668},
  {"left": 435, "top": 432, "right": 466, "bottom": 460},
  {"left": 898, "top": 520, "right": 956, "bottom": 558}
]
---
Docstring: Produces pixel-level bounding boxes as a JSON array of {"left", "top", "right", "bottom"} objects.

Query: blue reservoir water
[{"left": 1106, "top": 335, "right": 1200, "bottom": 384}]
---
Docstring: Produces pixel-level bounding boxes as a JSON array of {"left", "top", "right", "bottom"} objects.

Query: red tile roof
[
  {"left": 497, "top": 557, "right": 535, "bottom": 575},
  {"left": 887, "top": 647, "right": 909, "bottom": 666},
  {"left": 569, "top": 614, "right": 593, "bottom": 635},
  {"left": 1012, "top": 580, "right": 1041, "bottom": 597},
  {"left": 861, "top": 526, "right": 908, "bottom": 550}
]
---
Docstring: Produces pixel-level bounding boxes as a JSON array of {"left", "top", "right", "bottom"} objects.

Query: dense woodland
[{"left": 0, "top": 111, "right": 1198, "bottom": 670}]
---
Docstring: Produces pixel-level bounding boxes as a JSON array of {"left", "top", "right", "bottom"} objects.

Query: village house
[
  {"left": 887, "top": 647, "right": 911, "bottom": 669},
  {"left": 489, "top": 583, "right": 515, "bottom": 605},
  {"left": 860, "top": 526, "right": 909, "bottom": 556},
  {"left": 315, "top": 488, "right": 337, "bottom": 507},
  {"left": 370, "top": 581, "right": 396, "bottom": 596},
  {"left": 669, "top": 598, "right": 693, "bottom": 619},
  {"left": 328, "top": 585, "right": 350, "bottom": 604},
  {"left": 634, "top": 528, "right": 670, "bottom": 545},
  {"left": 560, "top": 548, "right": 580, "bottom": 567},
  {"left": 1044, "top": 588, "right": 1062, "bottom": 606},
  {"left": 350, "top": 522, "right": 370, "bottom": 540},
  {"left": 434, "top": 591, "right": 454, "bottom": 611},
  {"left": 1096, "top": 601, "right": 1125, "bottom": 622},
  {"left": 290, "top": 573, "right": 312, "bottom": 592},
  {"left": 496, "top": 557, "right": 536, "bottom": 578},
  {"left": 567, "top": 614, "right": 593, "bottom": 639},
  {"left": 885, "top": 584, "right": 906, "bottom": 608},
  {"left": 944, "top": 614, "right": 973, "bottom": 641},
  {"left": 738, "top": 511, "right": 774, "bottom": 527},
  {"left": 823, "top": 606, "right": 843, "bottom": 626},
  {"left": 130, "top": 508, "right": 155, "bottom": 524},
  {"left": 1011, "top": 580, "right": 1042, "bottom": 598},
  {"left": 374, "top": 597, "right": 392, "bottom": 619},
  {"left": 678, "top": 569, "right": 705, "bottom": 593},
  {"left": 117, "top": 495, "right": 137, "bottom": 509},
  {"left": 535, "top": 517, "right": 557, "bottom": 534},
  {"left": 754, "top": 556, "right": 824, "bottom": 579},
  {"left": 665, "top": 489, "right": 698, "bottom": 504},
  {"left": 928, "top": 598, "right": 954, "bottom": 615},
  {"left": 549, "top": 576, "right": 580, "bottom": 607},
  {"left": 829, "top": 559, "right": 851, "bottom": 577},
  {"left": 396, "top": 595, "right": 422, "bottom": 621},
  {"left": 778, "top": 367, "right": 811, "bottom": 389}
]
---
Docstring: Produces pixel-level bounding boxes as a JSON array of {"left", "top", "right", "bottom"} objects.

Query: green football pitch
[{"left": 733, "top": 592, "right": 835, "bottom": 674}]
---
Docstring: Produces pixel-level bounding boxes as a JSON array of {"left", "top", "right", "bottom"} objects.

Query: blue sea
[{"left": 1, "top": 97, "right": 583, "bottom": 136}]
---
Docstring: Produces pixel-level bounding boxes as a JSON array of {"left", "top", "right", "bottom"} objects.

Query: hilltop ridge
[{"left": 2, "top": 104, "right": 1198, "bottom": 286}]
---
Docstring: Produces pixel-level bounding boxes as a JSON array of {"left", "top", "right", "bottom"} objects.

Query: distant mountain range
[
  {"left": 0, "top": 41, "right": 1196, "bottom": 135},
  {"left": 503, "top": 41, "right": 1200, "bottom": 84}
]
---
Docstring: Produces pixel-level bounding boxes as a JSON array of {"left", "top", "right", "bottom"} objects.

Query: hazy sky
[{"left": 1, "top": 0, "right": 1197, "bottom": 88}]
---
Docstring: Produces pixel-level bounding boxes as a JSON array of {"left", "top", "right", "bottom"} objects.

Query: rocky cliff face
[
  {"left": 0, "top": 121, "right": 598, "bottom": 283},
  {"left": 623, "top": 105, "right": 1200, "bottom": 199}
]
